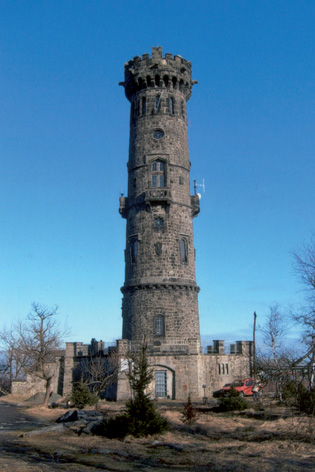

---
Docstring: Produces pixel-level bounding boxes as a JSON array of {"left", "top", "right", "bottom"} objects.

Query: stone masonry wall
[{"left": 122, "top": 286, "right": 200, "bottom": 354}]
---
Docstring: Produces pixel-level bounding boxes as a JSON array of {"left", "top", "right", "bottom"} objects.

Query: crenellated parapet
[{"left": 120, "top": 46, "right": 198, "bottom": 102}]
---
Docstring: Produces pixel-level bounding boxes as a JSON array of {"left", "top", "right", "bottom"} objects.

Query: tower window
[
  {"left": 141, "top": 97, "right": 146, "bottom": 115},
  {"left": 130, "top": 239, "right": 138, "bottom": 263},
  {"left": 154, "top": 315, "right": 165, "bottom": 336},
  {"left": 169, "top": 97, "right": 174, "bottom": 115},
  {"left": 179, "top": 238, "right": 188, "bottom": 263},
  {"left": 155, "top": 370, "right": 167, "bottom": 397},
  {"left": 151, "top": 160, "right": 165, "bottom": 188},
  {"left": 181, "top": 100, "right": 185, "bottom": 118},
  {"left": 154, "top": 217, "right": 164, "bottom": 227},
  {"left": 155, "top": 95, "right": 161, "bottom": 112}
]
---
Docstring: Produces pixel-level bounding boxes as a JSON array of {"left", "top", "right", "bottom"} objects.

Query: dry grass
[{"left": 0, "top": 396, "right": 314, "bottom": 471}]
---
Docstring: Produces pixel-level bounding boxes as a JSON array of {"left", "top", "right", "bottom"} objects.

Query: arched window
[
  {"left": 155, "top": 95, "right": 161, "bottom": 112},
  {"left": 130, "top": 239, "right": 138, "bottom": 263},
  {"left": 221, "top": 363, "right": 225, "bottom": 375},
  {"left": 169, "top": 97, "right": 174, "bottom": 115},
  {"left": 154, "top": 315, "right": 165, "bottom": 336},
  {"left": 151, "top": 160, "right": 165, "bottom": 188},
  {"left": 141, "top": 97, "right": 146, "bottom": 115},
  {"left": 179, "top": 238, "right": 188, "bottom": 263}
]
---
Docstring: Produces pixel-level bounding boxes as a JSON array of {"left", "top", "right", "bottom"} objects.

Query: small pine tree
[
  {"left": 297, "top": 385, "right": 315, "bottom": 414},
  {"left": 182, "top": 394, "right": 197, "bottom": 425},
  {"left": 91, "top": 343, "right": 168, "bottom": 438},
  {"left": 282, "top": 380, "right": 315, "bottom": 414},
  {"left": 71, "top": 377, "right": 98, "bottom": 409},
  {"left": 218, "top": 386, "right": 249, "bottom": 412},
  {"left": 125, "top": 343, "right": 169, "bottom": 437}
]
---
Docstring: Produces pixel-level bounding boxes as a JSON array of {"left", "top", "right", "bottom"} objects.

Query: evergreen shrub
[
  {"left": 71, "top": 379, "right": 98, "bottom": 409},
  {"left": 218, "top": 386, "right": 249, "bottom": 412},
  {"left": 92, "top": 343, "right": 169, "bottom": 438},
  {"left": 181, "top": 395, "right": 197, "bottom": 424}
]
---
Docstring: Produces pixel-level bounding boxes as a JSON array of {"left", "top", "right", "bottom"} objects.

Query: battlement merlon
[{"left": 119, "top": 47, "right": 198, "bottom": 102}]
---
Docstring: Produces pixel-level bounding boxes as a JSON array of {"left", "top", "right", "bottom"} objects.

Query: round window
[{"left": 152, "top": 129, "right": 165, "bottom": 139}]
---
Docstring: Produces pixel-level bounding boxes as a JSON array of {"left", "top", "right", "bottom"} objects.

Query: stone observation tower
[
  {"left": 119, "top": 47, "right": 201, "bottom": 357},
  {"left": 10, "top": 47, "right": 253, "bottom": 401}
]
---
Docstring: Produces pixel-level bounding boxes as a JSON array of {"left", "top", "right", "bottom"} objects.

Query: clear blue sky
[{"left": 1, "top": 1, "right": 314, "bottom": 347}]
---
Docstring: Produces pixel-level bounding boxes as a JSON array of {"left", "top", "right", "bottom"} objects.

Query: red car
[{"left": 213, "top": 378, "right": 256, "bottom": 398}]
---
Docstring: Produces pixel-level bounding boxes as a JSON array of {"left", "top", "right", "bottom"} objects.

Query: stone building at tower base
[{"left": 12, "top": 337, "right": 252, "bottom": 402}]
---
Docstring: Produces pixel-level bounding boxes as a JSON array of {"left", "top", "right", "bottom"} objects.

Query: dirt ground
[{"left": 0, "top": 395, "right": 314, "bottom": 471}]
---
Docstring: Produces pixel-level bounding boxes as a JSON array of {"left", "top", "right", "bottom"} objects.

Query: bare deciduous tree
[
  {"left": 0, "top": 325, "right": 28, "bottom": 393},
  {"left": 18, "top": 303, "right": 65, "bottom": 405},
  {"left": 79, "top": 348, "right": 120, "bottom": 397},
  {"left": 292, "top": 237, "right": 315, "bottom": 387},
  {"left": 293, "top": 237, "right": 315, "bottom": 343},
  {"left": 0, "top": 303, "right": 65, "bottom": 405},
  {"left": 259, "top": 305, "right": 290, "bottom": 363},
  {"left": 257, "top": 306, "right": 293, "bottom": 398}
]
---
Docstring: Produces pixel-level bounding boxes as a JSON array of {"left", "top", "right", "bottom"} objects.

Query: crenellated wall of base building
[
  {"left": 11, "top": 338, "right": 252, "bottom": 401},
  {"left": 116, "top": 338, "right": 253, "bottom": 401}
]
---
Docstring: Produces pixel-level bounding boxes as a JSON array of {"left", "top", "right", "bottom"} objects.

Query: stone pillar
[{"left": 63, "top": 342, "right": 76, "bottom": 397}]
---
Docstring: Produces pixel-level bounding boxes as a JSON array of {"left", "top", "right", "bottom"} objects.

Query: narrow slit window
[
  {"left": 154, "top": 315, "right": 165, "bottom": 336},
  {"left": 181, "top": 100, "right": 185, "bottom": 117},
  {"left": 169, "top": 97, "right": 174, "bottom": 115},
  {"left": 180, "top": 238, "right": 188, "bottom": 263},
  {"left": 156, "top": 95, "right": 161, "bottom": 112},
  {"left": 141, "top": 97, "right": 146, "bottom": 115},
  {"left": 130, "top": 239, "right": 138, "bottom": 263}
]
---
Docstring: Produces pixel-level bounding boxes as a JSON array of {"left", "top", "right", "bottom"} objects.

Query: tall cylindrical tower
[{"left": 119, "top": 47, "right": 201, "bottom": 355}]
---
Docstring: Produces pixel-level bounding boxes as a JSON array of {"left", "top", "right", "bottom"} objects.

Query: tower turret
[{"left": 119, "top": 47, "right": 201, "bottom": 356}]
